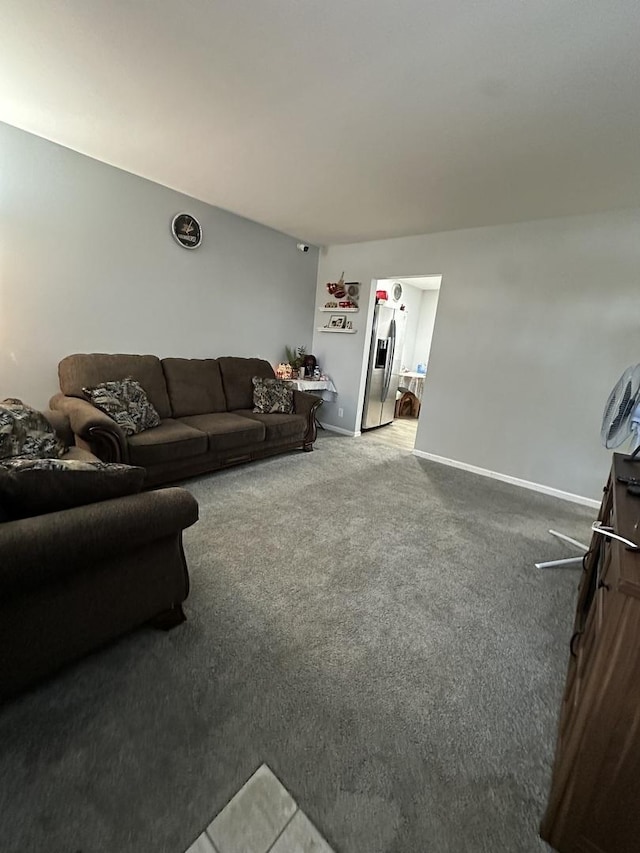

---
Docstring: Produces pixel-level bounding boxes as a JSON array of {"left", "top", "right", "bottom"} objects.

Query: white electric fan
[{"left": 535, "top": 363, "right": 640, "bottom": 569}]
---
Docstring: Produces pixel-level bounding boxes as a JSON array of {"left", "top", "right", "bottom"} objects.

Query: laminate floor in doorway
[{"left": 360, "top": 416, "right": 418, "bottom": 451}]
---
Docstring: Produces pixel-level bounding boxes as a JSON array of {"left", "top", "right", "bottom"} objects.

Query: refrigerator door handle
[{"left": 381, "top": 319, "right": 396, "bottom": 402}]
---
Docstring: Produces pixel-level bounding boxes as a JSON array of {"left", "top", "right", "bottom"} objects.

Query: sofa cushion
[
  {"left": 58, "top": 353, "right": 172, "bottom": 418},
  {"left": 0, "top": 399, "right": 65, "bottom": 460},
  {"left": 218, "top": 357, "right": 275, "bottom": 412},
  {"left": 0, "top": 457, "right": 145, "bottom": 519},
  {"left": 234, "top": 410, "right": 307, "bottom": 442},
  {"left": 179, "top": 413, "right": 265, "bottom": 451},
  {"left": 83, "top": 378, "right": 161, "bottom": 436},
  {"left": 127, "top": 419, "right": 208, "bottom": 466},
  {"left": 162, "top": 358, "right": 227, "bottom": 417},
  {"left": 252, "top": 377, "right": 294, "bottom": 414}
]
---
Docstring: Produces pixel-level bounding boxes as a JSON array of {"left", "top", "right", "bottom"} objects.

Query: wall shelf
[
  {"left": 319, "top": 306, "right": 359, "bottom": 313},
  {"left": 317, "top": 327, "right": 357, "bottom": 334}
]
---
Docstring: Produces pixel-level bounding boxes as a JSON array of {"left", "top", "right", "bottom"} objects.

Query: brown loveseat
[
  {"left": 51, "top": 354, "right": 322, "bottom": 487},
  {"left": 0, "top": 410, "right": 199, "bottom": 699}
]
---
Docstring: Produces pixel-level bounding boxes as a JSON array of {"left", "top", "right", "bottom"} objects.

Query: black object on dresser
[{"left": 540, "top": 453, "right": 640, "bottom": 853}]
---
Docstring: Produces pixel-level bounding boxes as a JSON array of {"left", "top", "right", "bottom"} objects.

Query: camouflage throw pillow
[
  {"left": 0, "top": 399, "right": 66, "bottom": 460},
  {"left": 0, "top": 457, "right": 145, "bottom": 519},
  {"left": 252, "top": 377, "right": 294, "bottom": 414},
  {"left": 83, "top": 378, "right": 160, "bottom": 436},
  {"left": 0, "top": 457, "right": 124, "bottom": 472}
]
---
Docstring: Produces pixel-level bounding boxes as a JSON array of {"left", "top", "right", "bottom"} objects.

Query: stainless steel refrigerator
[{"left": 362, "top": 305, "right": 407, "bottom": 429}]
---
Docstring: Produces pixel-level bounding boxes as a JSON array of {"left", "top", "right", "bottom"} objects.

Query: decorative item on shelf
[
  {"left": 324, "top": 301, "right": 338, "bottom": 308},
  {"left": 326, "top": 272, "right": 346, "bottom": 299},
  {"left": 346, "top": 282, "right": 360, "bottom": 298},
  {"left": 275, "top": 363, "right": 293, "bottom": 380},
  {"left": 318, "top": 322, "right": 356, "bottom": 333},
  {"left": 329, "top": 314, "right": 346, "bottom": 329},
  {"left": 346, "top": 320, "right": 353, "bottom": 330}
]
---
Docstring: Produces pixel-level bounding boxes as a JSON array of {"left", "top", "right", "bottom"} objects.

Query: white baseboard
[
  {"left": 412, "top": 449, "right": 600, "bottom": 509},
  {"left": 320, "top": 423, "right": 361, "bottom": 438}
]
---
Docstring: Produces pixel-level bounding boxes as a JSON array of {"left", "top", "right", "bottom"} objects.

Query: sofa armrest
[
  {"left": 0, "top": 487, "right": 199, "bottom": 596},
  {"left": 49, "top": 393, "right": 127, "bottom": 462},
  {"left": 293, "top": 390, "right": 323, "bottom": 446},
  {"left": 293, "top": 390, "right": 323, "bottom": 417}
]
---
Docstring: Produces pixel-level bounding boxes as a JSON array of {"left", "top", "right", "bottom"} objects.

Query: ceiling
[{"left": 2, "top": 1, "right": 640, "bottom": 246}]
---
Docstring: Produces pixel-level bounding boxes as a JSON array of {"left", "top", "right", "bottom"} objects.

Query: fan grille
[{"left": 601, "top": 365, "right": 640, "bottom": 449}]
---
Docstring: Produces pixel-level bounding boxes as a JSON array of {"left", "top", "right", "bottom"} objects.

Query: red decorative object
[{"left": 326, "top": 272, "right": 346, "bottom": 298}]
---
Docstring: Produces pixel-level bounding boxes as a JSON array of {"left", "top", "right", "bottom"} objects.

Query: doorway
[{"left": 360, "top": 274, "right": 442, "bottom": 451}]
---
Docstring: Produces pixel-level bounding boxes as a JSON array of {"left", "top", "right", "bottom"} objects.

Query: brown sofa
[
  {"left": 50, "top": 354, "right": 322, "bottom": 487},
  {"left": 0, "top": 410, "right": 199, "bottom": 699}
]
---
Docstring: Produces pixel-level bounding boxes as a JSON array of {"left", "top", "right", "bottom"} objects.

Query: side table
[{"left": 284, "top": 378, "right": 337, "bottom": 430}]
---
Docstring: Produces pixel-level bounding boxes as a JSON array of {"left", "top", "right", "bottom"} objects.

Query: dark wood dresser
[{"left": 540, "top": 454, "right": 640, "bottom": 853}]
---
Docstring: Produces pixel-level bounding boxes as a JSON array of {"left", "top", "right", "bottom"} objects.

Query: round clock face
[
  {"left": 171, "top": 213, "right": 202, "bottom": 249},
  {"left": 393, "top": 282, "right": 403, "bottom": 301}
]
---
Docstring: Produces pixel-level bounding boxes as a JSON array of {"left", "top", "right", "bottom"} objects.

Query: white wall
[
  {"left": 312, "top": 276, "right": 373, "bottom": 434},
  {"left": 415, "top": 290, "right": 440, "bottom": 369},
  {"left": 314, "top": 209, "right": 640, "bottom": 499},
  {"left": 0, "top": 122, "right": 319, "bottom": 408},
  {"left": 397, "top": 286, "right": 441, "bottom": 372},
  {"left": 395, "top": 283, "right": 422, "bottom": 371}
]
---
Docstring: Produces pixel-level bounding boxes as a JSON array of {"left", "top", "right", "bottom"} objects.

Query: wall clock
[
  {"left": 393, "top": 282, "right": 403, "bottom": 301},
  {"left": 171, "top": 213, "right": 202, "bottom": 249}
]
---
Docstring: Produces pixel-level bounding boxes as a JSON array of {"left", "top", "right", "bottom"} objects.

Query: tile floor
[{"left": 185, "top": 764, "right": 335, "bottom": 853}]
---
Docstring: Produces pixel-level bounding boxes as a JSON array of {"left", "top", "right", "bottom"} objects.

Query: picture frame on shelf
[{"left": 329, "top": 314, "right": 346, "bottom": 329}]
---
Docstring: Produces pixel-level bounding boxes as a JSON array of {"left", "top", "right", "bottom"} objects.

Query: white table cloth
[{"left": 285, "top": 378, "right": 337, "bottom": 401}]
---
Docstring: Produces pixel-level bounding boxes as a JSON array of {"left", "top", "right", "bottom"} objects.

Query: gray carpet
[{"left": 0, "top": 432, "right": 594, "bottom": 853}]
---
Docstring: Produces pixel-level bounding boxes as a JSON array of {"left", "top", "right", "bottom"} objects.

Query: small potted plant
[{"left": 285, "top": 345, "right": 307, "bottom": 378}]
